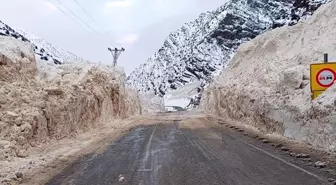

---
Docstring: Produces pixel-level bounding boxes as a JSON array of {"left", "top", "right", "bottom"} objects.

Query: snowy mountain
[
  {"left": 16, "top": 29, "right": 84, "bottom": 63},
  {"left": 128, "top": 0, "right": 328, "bottom": 97},
  {"left": 0, "top": 20, "right": 84, "bottom": 64}
]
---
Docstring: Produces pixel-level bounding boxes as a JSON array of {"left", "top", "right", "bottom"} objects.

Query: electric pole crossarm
[{"left": 108, "top": 47, "right": 125, "bottom": 67}]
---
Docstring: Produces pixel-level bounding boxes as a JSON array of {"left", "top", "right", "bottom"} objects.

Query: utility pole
[
  {"left": 108, "top": 47, "right": 125, "bottom": 67},
  {"left": 108, "top": 47, "right": 125, "bottom": 118}
]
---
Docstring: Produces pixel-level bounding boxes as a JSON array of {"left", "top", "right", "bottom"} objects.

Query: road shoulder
[{"left": 0, "top": 116, "right": 158, "bottom": 185}]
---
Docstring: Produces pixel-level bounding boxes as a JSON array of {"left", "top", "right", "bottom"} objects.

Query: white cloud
[{"left": 118, "top": 34, "right": 139, "bottom": 45}]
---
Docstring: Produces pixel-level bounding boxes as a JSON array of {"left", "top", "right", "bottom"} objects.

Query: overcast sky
[{"left": 0, "top": 0, "right": 225, "bottom": 74}]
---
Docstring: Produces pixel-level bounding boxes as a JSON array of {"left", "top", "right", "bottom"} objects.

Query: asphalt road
[{"left": 47, "top": 121, "right": 330, "bottom": 185}]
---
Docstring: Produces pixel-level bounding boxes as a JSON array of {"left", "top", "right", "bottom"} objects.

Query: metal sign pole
[{"left": 324, "top": 53, "right": 328, "bottom": 63}]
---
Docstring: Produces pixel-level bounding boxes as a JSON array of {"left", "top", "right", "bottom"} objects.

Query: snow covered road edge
[{"left": 201, "top": 1, "right": 336, "bottom": 152}]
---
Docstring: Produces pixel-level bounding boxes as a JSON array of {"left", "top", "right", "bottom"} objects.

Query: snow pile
[
  {"left": 165, "top": 98, "right": 190, "bottom": 109},
  {"left": 0, "top": 36, "right": 36, "bottom": 82},
  {"left": 164, "top": 81, "right": 202, "bottom": 109},
  {"left": 202, "top": 0, "right": 336, "bottom": 152},
  {"left": 138, "top": 92, "right": 165, "bottom": 114},
  {"left": 0, "top": 36, "right": 155, "bottom": 161}
]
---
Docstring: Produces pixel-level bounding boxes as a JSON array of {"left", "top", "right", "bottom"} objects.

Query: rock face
[
  {"left": 0, "top": 36, "right": 160, "bottom": 161},
  {"left": 201, "top": 0, "right": 336, "bottom": 152},
  {"left": 0, "top": 20, "right": 84, "bottom": 64},
  {"left": 128, "top": 0, "right": 328, "bottom": 97}
]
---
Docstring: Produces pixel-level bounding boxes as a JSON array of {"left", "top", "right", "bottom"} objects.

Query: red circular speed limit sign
[{"left": 316, "top": 68, "right": 336, "bottom": 87}]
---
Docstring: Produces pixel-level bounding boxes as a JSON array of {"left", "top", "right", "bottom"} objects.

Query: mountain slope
[
  {"left": 16, "top": 29, "right": 84, "bottom": 63},
  {"left": 0, "top": 20, "right": 84, "bottom": 64},
  {"left": 128, "top": 0, "right": 328, "bottom": 97}
]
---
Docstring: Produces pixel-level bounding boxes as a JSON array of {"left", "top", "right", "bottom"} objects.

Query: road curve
[{"left": 47, "top": 122, "right": 330, "bottom": 185}]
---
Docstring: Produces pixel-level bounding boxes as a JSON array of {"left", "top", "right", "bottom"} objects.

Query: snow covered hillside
[
  {"left": 128, "top": 0, "right": 328, "bottom": 97},
  {"left": 17, "top": 29, "right": 84, "bottom": 63},
  {"left": 0, "top": 20, "right": 84, "bottom": 64}
]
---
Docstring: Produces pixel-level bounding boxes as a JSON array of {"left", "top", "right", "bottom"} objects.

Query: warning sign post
[{"left": 310, "top": 62, "right": 336, "bottom": 99}]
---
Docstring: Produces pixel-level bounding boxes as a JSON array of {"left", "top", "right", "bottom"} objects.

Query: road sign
[
  {"left": 310, "top": 63, "right": 336, "bottom": 91},
  {"left": 316, "top": 68, "right": 336, "bottom": 87}
]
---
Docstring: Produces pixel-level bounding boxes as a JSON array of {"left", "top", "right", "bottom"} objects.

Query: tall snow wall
[
  {"left": 202, "top": 0, "right": 336, "bottom": 152},
  {"left": 0, "top": 36, "right": 162, "bottom": 160}
]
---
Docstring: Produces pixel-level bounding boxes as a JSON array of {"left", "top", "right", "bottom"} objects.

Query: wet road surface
[{"left": 47, "top": 122, "right": 330, "bottom": 185}]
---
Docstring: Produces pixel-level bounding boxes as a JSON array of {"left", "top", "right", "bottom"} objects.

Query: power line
[
  {"left": 48, "top": 0, "right": 112, "bottom": 46},
  {"left": 54, "top": 0, "right": 111, "bottom": 45},
  {"left": 46, "top": 0, "right": 93, "bottom": 36},
  {"left": 71, "top": 0, "right": 119, "bottom": 46},
  {"left": 47, "top": 0, "right": 107, "bottom": 45}
]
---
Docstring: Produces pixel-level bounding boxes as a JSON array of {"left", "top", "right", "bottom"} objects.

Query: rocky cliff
[{"left": 128, "top": 0, "right": 328, "bottom": 97}]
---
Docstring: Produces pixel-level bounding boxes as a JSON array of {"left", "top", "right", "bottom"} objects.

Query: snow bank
[
  {"left": 165, "top": 98, "right": 191, "bottom": 108},
  {"left": 0, "top": 36, "right": 36, "bottom": 82},
  {"left": 164, "top": 82, "right": 202, "bottom": 109},
  {"left": 138, "top": 92, "right": 165, "bottom": 113},
  {"left": 0, "top": 36, "right": 160, "bottom": 161},
  {"left": 202, "top": 1, "right": 336, "bottom": 152}
]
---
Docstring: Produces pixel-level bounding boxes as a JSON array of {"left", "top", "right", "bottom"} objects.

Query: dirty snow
[
  {"left": 202, "top": 0, "right": 336, "bottom": 152},
  {"left": 0, "top": 36, "right": 36, "bottom": 82},
  {"left": 0, "top": 35, "right": 163, "bottom": 184}
]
